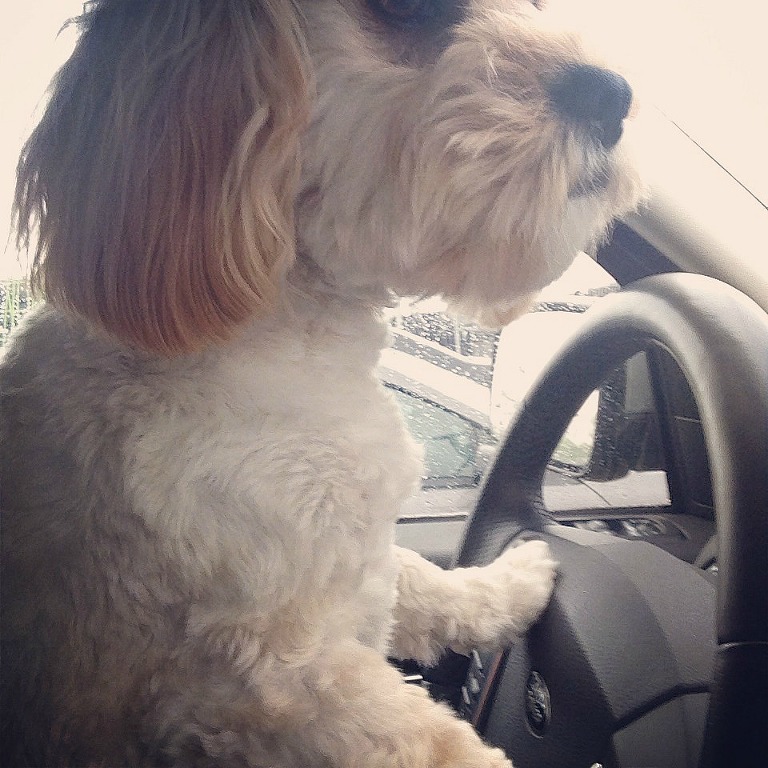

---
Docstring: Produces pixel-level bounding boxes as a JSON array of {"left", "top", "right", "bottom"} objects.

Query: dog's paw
[{"left": 482, "top": 539, "right": 558, "bottom": 636}]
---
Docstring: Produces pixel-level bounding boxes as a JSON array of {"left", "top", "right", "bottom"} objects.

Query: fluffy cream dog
[{"left": 1, "top": 0, "right": 642, "bottom": 765}]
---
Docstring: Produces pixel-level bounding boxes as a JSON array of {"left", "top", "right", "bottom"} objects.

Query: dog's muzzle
[{"left": 548, "top": 64, "right": 632, "bottom": 150}]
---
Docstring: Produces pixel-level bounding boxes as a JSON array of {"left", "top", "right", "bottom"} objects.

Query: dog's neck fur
[{"left": 226, "top": 253, "right": 394, "bottom": 381}]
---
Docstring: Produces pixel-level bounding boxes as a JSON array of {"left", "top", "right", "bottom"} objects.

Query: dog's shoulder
[{"left": 1, "top": 296, "right": 421, "bottom": 589}]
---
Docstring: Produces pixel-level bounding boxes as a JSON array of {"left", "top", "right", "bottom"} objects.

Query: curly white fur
[{"left": 1, "top": 0, "right": 641, "bottom": 765}]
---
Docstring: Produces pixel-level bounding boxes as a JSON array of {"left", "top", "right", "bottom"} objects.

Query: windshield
[{"left": 384, "top": 254, "right": 631, "bottom": 483}]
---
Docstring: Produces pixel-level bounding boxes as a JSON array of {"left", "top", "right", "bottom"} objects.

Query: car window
[
  {"left": 387, "top": 387, "right": 493, "bottom": 488},
  {"left": 384, "top": 253, "right": 671, "bottom": 510},
  {"left": 2, "top": 3, "right": 82, "bottom": 274}
]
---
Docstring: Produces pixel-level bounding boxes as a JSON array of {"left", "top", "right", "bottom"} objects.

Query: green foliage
[
  {"left": 552, "top": 434, "right": 593, "bottom": 469},
  {"left": 0, "top": 279, "right": 34, "bottom": 347}
]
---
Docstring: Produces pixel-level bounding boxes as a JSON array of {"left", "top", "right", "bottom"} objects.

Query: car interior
[
  {"left": 392, "top": 109, "right": 768, "bottom": 767},
  {"left": 1, "top": 2, "right": 766, "bottom": 767}
]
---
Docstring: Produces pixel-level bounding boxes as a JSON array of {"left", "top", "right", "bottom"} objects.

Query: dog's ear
[{"left": 14, "top": 0, "right": 309, "bottom": 354}]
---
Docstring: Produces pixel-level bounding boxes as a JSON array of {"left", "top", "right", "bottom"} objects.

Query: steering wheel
[{"left": 455, "top": 274, "right": 768, "bottom": 767}]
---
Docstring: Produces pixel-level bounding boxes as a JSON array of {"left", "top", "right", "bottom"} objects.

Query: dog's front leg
[
  {"left": 147, "top": 633, "right": 511, "bottom": 768},
  {"left": 390, "top": 542, "right": 556, "bottom": 665}
]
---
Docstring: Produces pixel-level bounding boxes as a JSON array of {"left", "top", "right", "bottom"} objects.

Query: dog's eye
[
  {"left": 369, "top": 0, "right": 439, "bottom": 25},
  {"left": 378, "top": 0, "right": 429, "bottom": 17}
]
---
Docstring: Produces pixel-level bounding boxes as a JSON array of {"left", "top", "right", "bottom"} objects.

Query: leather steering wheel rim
[{"left": 457, "top": 273, "right": 768, "bottom": 766}]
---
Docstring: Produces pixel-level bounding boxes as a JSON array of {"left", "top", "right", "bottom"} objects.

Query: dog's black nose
[{"left": 548, "top": 64, "right": 632, "bottom": 149}]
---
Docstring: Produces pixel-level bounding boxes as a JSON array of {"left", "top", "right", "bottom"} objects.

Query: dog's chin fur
[{"left": 2, "top": 0, "right": 642, "bottom": 765}]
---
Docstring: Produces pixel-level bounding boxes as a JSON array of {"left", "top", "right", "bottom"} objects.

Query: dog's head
[{"left": 15, "top": 0, "right": 643, "bottom": 354}]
